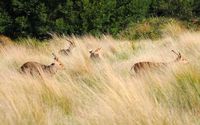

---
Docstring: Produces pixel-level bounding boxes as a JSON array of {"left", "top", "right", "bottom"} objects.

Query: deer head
[
  {"left": 171, "top": 50, "right": 188, "bottom": 64},
  {"left": 89, "top": 47, "right": 101, "bottom": 60},
  {"left": 89, "top": 47, "right": 101, "bottom": 54},
  {"left": 52, "top": 53, "right": 64, "bottom": 69}
]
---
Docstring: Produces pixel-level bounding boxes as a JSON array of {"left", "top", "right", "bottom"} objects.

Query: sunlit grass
[{"left": 1, "top": 31, "right": 200, "bottom": 125}]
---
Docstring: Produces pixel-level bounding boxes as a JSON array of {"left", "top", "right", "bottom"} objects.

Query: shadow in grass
[
  {"left": 149, "top": 67, "right": 200, "bottom": 112},
  {"left": 40, "top": 84, "right": 72, "bottom": 115},
  {"left": 115, "top": 51, "right": 129, "bottom": 61},
  {"left": 172, "top": 69, "right": 200, "bottom": 110}
]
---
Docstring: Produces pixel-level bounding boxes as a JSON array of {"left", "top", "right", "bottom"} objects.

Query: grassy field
[{"left": 1, "top": 31, "right": 200, "bottom": 125}]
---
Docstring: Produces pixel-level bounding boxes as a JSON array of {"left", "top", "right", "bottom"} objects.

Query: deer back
[
  {"left": 20, "top": 62, "right": 45, "bottom": 76},
  {"left": 131, "top": 61, "right": 167, "bottom": 74}
]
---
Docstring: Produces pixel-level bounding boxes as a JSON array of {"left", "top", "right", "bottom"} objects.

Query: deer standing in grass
[
  {"left": 89, "top": 47, "right": 101, "bottom": 60},
  {"left": 59, "top": 39, "right": 75, "bottom": 55},
  {"left": 20, "top": 53, "right": 64, "bottom": 76},
  {"left": 130, "top": 50, "right": 188, "bottom": 75}
]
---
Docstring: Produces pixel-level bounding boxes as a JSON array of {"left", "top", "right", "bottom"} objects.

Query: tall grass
[
  {"left": 1, "top": 31, "right": 200, "bottom": 125},
  {"left": 117, "top": 17, "right": 199, "bottom": 40}
]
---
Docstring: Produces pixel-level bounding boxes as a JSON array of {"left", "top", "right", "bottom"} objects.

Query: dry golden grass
[
  {"left": 162, "top": 20, "right": 187, "bottom": 38},
  {"left": 1, "top": 32, "right": 200, "bottom": 125}
]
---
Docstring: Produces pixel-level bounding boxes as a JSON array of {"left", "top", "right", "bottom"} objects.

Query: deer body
[
  {"left": 0, "top": 35, "right": 13, "bottom": 46},
  {"left": 131, "top": 61, "right": 167, "bottom": 74},
  {"left": 20, "top": 54, "right": 64, "bottom": 76},
  {"left": 130, "top": 50, "right": 188, "bottom": 74}
]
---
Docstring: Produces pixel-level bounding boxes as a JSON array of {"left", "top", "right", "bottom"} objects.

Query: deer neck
[
  {"left": 165, "top": 58, "right": 180, "bottom": 64},
  {"left": 43, "top": 64, "right": 57, "bottom": 74}
]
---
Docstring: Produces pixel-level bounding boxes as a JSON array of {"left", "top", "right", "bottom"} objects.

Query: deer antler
[
  {"left": 66, "top": 39, "right": 75, "bottom": 46},
  {"left": 52, "top": 53, "right": 58, "bottom": 60},
  {"left": 171, "top": 50, "right": 179, "bottom": 56},
  {"left": 171, "top": 50, "right": 182, "bottom": 60}
]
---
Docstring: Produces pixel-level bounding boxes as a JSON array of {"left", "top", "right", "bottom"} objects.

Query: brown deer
[
  {"left": 89, "top": 47, "right": 101, "bottom": 60},
  {"left": 0, "top": 35, "right": 13, "bottom": 47},
  {"left": 130, "top": 50, "right": 188, "bottom": 75},
  {"left": 20, "top": 53, "right": 64, "bottom": 76},
  {"left": 59, "top": 39, "right": 75, "bottom": 56}
]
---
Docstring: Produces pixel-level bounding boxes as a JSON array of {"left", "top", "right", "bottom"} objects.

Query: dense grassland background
[
  {"left": 118, "top": 17, "right": 200, "bottom": 40},
  {"left": 1, "top": 22, "right": 200, "bottom": 124}
]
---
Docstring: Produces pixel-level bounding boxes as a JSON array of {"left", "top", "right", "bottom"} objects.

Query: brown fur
[
  {"left": 130, "top": 50, "right": 188, "bottom": 75},
  {"left": 20, "top": 54, "right": 64, "bottom": 76},
  {"left": 0, "top": 35, "right": 13, "bottom": 46},
  {"left": 131, "top": 62, "right": 167, "bottom": 74}
]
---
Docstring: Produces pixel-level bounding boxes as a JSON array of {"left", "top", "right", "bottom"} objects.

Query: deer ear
[
  {"left": 52, "top": 53, "right": 59, "bottom": 61},
  {"left": 89, "top": 49, "right": 93, "bottom": 53},
  {"left": 52, "top": 53, "right": 56, "bottom": 57}
]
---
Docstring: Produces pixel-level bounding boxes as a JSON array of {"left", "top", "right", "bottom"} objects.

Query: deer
[
  {"left": 130, "top": 50, "right": 188, "bottom": 75},
  {"left": 59, "top": 39, "right": 75, "bottom": 56},
  {"left": 20, "top": 53, "right": 64, "bottom": 77},
  {"left": 89, "top": 47, "right": 101, "bottom": 60},
  {"left": 0, "top": 35, "right": 13, "bottom": 47}
]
